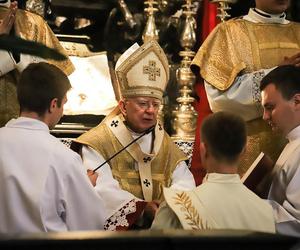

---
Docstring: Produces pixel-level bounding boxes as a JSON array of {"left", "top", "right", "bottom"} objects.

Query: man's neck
[
  {"left": 206, "top": 159, "right": 238, "bottom": 175},
  {"left": 20, "top": 111, "right": 48, "bottom": 125},
  {"left": 286, "top": 123, "right": 300, "bottom": 142},
  {"left": 243, "top": 8, "right": 289, "bottom": 24}
]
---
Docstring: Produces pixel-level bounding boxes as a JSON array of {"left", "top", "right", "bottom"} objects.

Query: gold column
[{"left": 172, "top": 0, "right": 197, "bottom": 141}]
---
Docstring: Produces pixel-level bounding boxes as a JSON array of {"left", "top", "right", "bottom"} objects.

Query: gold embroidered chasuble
[
  {"left": 192, "top": 19, "right": 300, "bottom": 91},
  {"left": 0, "top": 7, "right": 74, "bottom": 126},
  {"left": 76, "top": 112, "right": 187, "bottom": 202}
]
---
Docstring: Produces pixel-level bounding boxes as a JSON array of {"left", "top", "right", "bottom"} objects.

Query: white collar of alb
[
  {"left": 286, "top": 124, "right": 300, "bottom": 142},
  {"left": 244, "top": 8, "right": 289, "bottom": 24}
]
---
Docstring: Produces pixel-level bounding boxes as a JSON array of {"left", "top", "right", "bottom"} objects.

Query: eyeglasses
[{"left": 127, "top": 98, "right": 161, "bottom": 111}]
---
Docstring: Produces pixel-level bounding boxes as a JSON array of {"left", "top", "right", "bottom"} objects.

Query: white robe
[
  {"left": 152, "top": 173, "right": 275, "bottom": 234},
  {"left": 0, "top": 117, "right": 107, "bottom": 233},
  {"left": 204, "top": 8, "right": 288, "bottom": 121},
  {"left": 268, "top": 125, "right": 300, "bottom": 237},
  {"left": 81, "top": 130, "right": 196, "bottom": 230}
]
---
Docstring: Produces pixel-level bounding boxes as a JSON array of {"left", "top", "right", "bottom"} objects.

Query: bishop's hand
[{"left": 87, "top": 169, "right": 98, "bottom": 187}]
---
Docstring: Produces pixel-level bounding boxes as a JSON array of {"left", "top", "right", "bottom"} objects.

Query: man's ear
[
  {"left": 238, "top": 146, "right": 246, "bottom": 161},
  {"left": 49, "top": 98, "right": 58, "bottom": 113},
  {"left": 200, "top": 142, "right": 207, "bottom": 162},
  {"left": 293, "top": 93, "right": 300, "bottom": 110},
  {"left": 119, "top": 99, "right": 127, "bottom": 116}
]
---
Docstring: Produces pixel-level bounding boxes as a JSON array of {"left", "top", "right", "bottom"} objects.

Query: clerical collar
[
  {"left": 243, "top": 8, "right": 289, "bottom": 24},
  {"left": 286, "top": 124, "right": 300, "bottom": 142}
]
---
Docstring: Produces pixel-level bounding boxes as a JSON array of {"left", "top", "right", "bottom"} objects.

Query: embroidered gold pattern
[
  {"left": 143, "top": 60, "right": 160, "bottom": 81},
  {"left": 173, "top": 192, "right": 210, "bottom": 230}
]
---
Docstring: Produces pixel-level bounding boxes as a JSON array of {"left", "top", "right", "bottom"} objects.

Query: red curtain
[{"left": 190, "top": 0, "right": 218, "bottom": 186}]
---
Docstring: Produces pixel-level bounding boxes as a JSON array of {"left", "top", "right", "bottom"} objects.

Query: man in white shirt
[
  {"left": 73, "top": 40, "right": 196, "bottom": 230},
  {"left": 191, "top": 0, "right": 300, "bottom": 175},
  {"left": 151, "top": 112, "right": 275, "bottom": 233},
  {"left": 260, "top": 65, "right": 300, "bottom": 237},
  {"left": 0, "top": 62, "right": 106, "bottom": 233}
]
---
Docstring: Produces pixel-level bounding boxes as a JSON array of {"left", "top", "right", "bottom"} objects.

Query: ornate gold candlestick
[
  {"left": 172, "top": 0, "right": 197, "bottom": 141},
  {"left": 142, "top": 0, "right": 159, "bottom": 42}
]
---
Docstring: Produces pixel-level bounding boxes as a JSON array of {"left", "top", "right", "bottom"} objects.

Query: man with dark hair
[
  {"left": 151, "top": 112, "right": 275, "bottom": 233},
  {"left": 260, "top": 65, "right": 300, "bottom": 237},
  {"left": 0, "top": 62, "right": 106, "bottom": 233}
]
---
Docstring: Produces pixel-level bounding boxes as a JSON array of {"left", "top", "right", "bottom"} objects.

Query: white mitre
[{"left": 115, "top": 40, "right": 169, "bottom": 101}]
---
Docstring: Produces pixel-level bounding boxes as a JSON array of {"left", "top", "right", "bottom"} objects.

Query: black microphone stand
[{"left": 93, "top": 126, "right": 155, "bottom": 172}]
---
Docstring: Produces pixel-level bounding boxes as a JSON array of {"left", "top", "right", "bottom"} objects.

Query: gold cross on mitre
[{"left": 143, "top": 60, "right": 160, "bottom": 81}]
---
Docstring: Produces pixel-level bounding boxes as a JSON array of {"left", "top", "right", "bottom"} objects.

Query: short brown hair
[
  {"left": 17, "top": 62, "right": 71, "bottom": 116},
  {"left": 201, "top": 112, "right": 247, "bottom": 163}
]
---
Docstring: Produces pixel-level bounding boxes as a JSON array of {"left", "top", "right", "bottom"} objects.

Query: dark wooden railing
[{"left": 0, "top": 229, "right": 298, "bottom": 250}]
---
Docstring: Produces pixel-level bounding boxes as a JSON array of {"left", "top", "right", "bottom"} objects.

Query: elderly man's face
[
  {"left": 255, "top": 0, "right": 290, "bottom": 14},
  {"left": 119, "top": 96, "right": 161, "bottom": 133}
]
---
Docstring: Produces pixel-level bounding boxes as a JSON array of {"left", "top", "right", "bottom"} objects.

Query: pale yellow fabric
[{"left": 152, "top": 174, "right": 276, "bottom": 233}]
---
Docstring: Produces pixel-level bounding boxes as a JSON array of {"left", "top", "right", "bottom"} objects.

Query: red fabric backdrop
[{"left": 190, "top": 0, "right": 218, "bottom": 186}]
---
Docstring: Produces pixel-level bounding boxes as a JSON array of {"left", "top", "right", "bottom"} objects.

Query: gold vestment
[
  {"left": 192, "top": 19, "right": 300, "bottom": 174},
  {"left": 0, "top": 8, "right": 74, "bottom": 127},
  {"left": 192, "top": 19, "right": 300, "bottom": 91},
  {"left": 76, "top": 113, "right": 187, "bottom": 201}
]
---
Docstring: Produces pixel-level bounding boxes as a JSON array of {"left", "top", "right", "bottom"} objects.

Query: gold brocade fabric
[
  {"left": 0, "top": 73, "right": 19, "bottom": 126},
  {"left": 192, "top": 19, "right": 300, "bottom": 91},
  {"left": 76, "top": 115, "right": 187, "bottom": 201},
  {"left": 0, "top": 8, "right": 74, "bottom": 127},
  {"left": 238, "top": 119, "right": 287, "bottom": 177}
]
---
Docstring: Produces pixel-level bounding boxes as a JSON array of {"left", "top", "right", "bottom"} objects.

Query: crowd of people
[{"left": 0, "top": 0, "right": 299, "bottom": 238}]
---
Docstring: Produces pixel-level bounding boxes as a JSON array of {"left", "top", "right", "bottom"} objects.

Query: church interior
[{"left": 0, "top": 0, "right": 300, "bottom": 248}]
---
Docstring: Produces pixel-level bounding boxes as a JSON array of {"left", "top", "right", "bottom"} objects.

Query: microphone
[{"left": 92, "top": 126, "right": 155, "bottom": 172}]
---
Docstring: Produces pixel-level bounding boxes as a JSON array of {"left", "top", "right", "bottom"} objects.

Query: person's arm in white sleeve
[
  {"left": 81, "top": 145, "right": 148, "bottom": 230},
  {"left": 81, "top": 145, "right": 136, "bottom": 218},
  {"left": 170, "top": 161, "right": 196, "bottom": 190},
  {"left": 205, "top": 68, "right": 275, "bottom": 121},
  {"left": 267, "top": 161, "right": 300, "bottom": 237}
]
